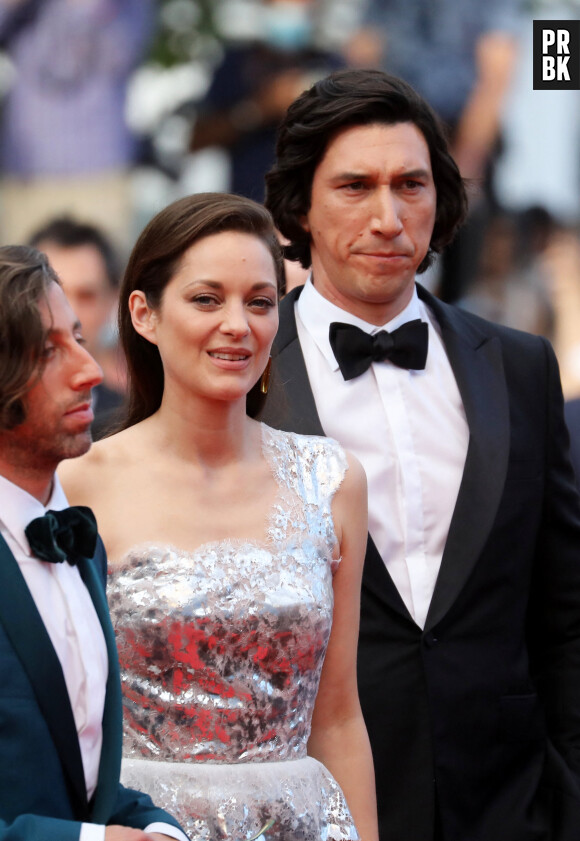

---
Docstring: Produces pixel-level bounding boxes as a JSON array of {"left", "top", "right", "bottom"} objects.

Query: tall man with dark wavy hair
[
  {"left": 257, "top": 68, "right": 580, "bottom": 841},
  {"left": 0, "top": 245, "right": 189, "bottom": 841}
]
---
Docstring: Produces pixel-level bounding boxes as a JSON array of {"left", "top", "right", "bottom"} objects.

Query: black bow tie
[
  {"left": 329, "top": 319, "right": 428, "bottom": 381},
  {"left": 25, "top": 506, "right": 98, "bottom": 566}
]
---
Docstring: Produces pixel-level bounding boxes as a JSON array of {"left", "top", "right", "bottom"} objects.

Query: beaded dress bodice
[{"left": 108, "top": 425, "right": 358, "bottom": 840}]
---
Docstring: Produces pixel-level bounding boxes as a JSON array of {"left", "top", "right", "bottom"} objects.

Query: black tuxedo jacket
[
  {"left": 257, "top": 284, "right": 580, "bottom": 841},
  {"left": 0, "top": 531, "right": 183, "bottom": 840}
]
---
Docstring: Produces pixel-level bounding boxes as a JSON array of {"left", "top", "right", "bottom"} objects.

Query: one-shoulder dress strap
[{"left": 261, "top": 423, "right": 349, "bottom": 558}]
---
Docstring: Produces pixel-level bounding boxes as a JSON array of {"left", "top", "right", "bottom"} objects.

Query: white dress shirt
[
  {"left": 296, "top": 278, "right": 469, "bottom": 628},
  {"left": 0, "top": 474, "right": 187, "bottom": 841}
]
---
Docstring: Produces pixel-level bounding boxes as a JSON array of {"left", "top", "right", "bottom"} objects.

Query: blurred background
[{"left": 1, "top": 0, "right": 580, "bottom": 427}]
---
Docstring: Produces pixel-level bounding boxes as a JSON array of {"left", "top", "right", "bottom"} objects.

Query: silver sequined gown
[{"left": 109, "top": 425, "right": 359, "bottom": 841}]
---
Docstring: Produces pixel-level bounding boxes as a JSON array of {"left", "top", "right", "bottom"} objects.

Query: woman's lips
[{"left": 207, "top": 348, "right": 252, "bottom": 369}]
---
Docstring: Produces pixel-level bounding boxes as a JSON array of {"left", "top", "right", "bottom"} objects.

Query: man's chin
[{"left": 60, "top": 429, "right": 93, "bottom": 461}]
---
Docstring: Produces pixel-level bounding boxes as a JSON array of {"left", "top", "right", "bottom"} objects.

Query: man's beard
[{"left": 1, "top": 423, "right": 93, "bottom": 477}]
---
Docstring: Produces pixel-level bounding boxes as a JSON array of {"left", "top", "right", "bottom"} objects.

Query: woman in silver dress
[{"left": 60, "top": 192, "right": 378, "bottom": 841}]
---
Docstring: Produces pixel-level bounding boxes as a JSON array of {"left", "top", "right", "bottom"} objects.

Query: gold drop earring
[{"left": 260, "top": 357, "right": 272, "bottom": 394}]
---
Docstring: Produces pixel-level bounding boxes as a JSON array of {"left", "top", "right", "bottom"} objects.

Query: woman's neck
[{"left": 146, "top": 392, "right": 258, "bottom": 468}]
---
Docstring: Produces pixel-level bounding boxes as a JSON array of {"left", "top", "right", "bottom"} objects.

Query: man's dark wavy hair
[
  {"left": 265, "top": 68, "right": 468, "bottom": 272},
  {"left": 0, "top": 245, "right": 60, "bottom": 430}
]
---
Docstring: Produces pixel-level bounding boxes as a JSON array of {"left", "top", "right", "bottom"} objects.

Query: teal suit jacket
[{"left": 0, "top": 531, "right": 184, "bottom": 841}]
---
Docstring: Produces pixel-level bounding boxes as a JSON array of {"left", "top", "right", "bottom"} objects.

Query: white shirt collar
[
  {"left": 296, "top": 276, "right": 424, "bottom": 373},
  {"left": 0, "top": 473, "right": 69, "bottom": 557}
]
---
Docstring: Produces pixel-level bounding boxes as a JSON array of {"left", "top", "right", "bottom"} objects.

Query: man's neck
[
  {"left": 310, "top": 273, "right": 416, "bottom": 327},
  {"left": 0, "top": 455, "right": 54, "bottom": 505},
  {"left": 304, "top": 275, "right": 420, "bottom": 331}
]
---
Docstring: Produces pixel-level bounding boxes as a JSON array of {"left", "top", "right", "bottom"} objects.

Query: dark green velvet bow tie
[{"left": 25, "top": 506, "right": 98, "bottom": 565}]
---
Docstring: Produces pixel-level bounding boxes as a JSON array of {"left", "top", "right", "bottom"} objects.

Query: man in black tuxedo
[
  {"left": 257, "top": 69, "right": 580, "bottom": 841},
  {"left": 0, "top": 245, "right": 189, "bottom": 841}
]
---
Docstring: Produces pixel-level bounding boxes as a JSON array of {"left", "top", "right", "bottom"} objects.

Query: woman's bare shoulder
[
  {"left": 58, "top": 426, "right": 142, "bottom": 502},
  {"left": 339, "top": 449, "right": 368, "bottom": 501}
]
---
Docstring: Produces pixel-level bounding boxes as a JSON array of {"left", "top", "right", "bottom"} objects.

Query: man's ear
[{"left": 129, "top": 290, "right": 158, "bottom": 345}]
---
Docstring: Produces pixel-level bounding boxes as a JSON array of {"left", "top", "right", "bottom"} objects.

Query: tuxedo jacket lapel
[
  {"left": 0, "top": 532, "right": 88, "bottom": 816},
  {"left": 76, "top": 539, "right": 122, "bottom": 824},
  {"left": 419, "top": 287, "right": 511, "bottom": 630},
  {"left": 268, "top": 286, "right": 325, "bottom": 436}
]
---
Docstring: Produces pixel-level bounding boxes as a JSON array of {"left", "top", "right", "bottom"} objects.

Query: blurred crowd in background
[{"left": 1, "top": 0, "right": 580, "bottom": 429}]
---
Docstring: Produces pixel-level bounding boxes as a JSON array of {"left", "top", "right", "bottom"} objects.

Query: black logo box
[{"left": 533, "top": 20, "right": 580, "bottom": 89}]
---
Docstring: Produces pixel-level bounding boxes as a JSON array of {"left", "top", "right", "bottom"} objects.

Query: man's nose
[
  {"left": 370, "top": 189, "right": 404, "bottom": 237},
  {"left": 71, "top": 342, "right": 103, "bottom": 391}
]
